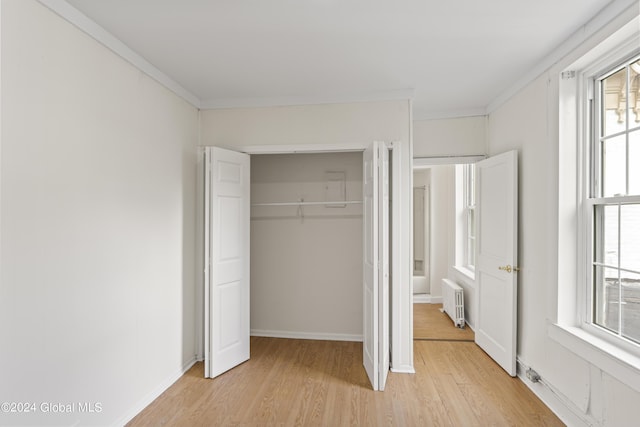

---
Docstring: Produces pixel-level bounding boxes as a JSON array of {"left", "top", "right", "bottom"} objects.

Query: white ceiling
[{"left": 63, "top": 0, "right": 611, "bottom": 118}]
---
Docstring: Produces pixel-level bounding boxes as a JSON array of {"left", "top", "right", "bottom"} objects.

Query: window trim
[
  {"left": 454, "top": 164, "right": 476, "bottom": 280},
  {"left": 584, "top": 54, "right": 640, "bottom": 352},
  {"left": 463, "top": 163, "right": 476, "bottom": 271}
]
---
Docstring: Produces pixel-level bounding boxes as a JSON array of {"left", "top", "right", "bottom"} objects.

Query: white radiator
[{"left": 441, "top": 278, "right": 465, "bottom": 328}]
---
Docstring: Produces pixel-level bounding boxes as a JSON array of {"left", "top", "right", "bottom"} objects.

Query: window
[
  {"left": 587, "top": 54, "right": 640, "bottom": 346},
  {"left": 463, "top": 164, "right": 476, "bottom": 270},
  {"left": 552, "top": 13, "right": 640, "bottom": 390},
  {"left": 455, "top": 163, "right": 476, "bottom": 274}
]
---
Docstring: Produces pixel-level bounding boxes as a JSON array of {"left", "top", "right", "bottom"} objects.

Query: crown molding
[
  {"left": 36, "top": 0, "right": 201, "bottom": 108},
  {"left": 486, "top": 0, "right": 639, "bottom": 115},
  {"left": 412, "top": 107, "right": 487, "bottom": 121}
]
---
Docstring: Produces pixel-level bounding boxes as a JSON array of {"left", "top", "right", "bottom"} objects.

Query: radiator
[{"left": 441, "top": 278, "right": 465, "bottom": 328}]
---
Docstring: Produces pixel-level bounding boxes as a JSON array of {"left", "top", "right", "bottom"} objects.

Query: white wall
[
  {"left": 427, "top": 165, "right": 455, "bottom": 298},
  {"left": 0, "top": 1, "right": 199, "bottom": 425},
  {"left": 412, "top": 169, "right": 429, "bottom": 292},
  {"left": 200, "top": 101, "right": 410, "bottom": 149},
  {"left": 200, "top": 100, "right": 415, "bottom": 372},
  {"left": 413, "top": 116, "right": 487, "bottom": 158},
  {"left": 487, "top": 3, "right": 640, "bottom": 424},
  {"left": 250, "top": 153, "right": 363, "bottom": 339}
]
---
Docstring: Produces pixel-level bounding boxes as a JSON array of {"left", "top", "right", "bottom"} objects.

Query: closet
[
  {"left": 250, "top": 152, "right": 364, "bottom": 340},
  {"left": 200, "top": 143, "right": 390, "bottom": 391}
]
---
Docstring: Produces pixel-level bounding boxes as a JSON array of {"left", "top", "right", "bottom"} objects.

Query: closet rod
[{"left": 252, "top": 200, "right": 363, "bottom": 207}]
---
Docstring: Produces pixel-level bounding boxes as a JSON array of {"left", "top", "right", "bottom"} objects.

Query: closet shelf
[{"left": 252, "top": 200, "right": 363, "bottom": 207}]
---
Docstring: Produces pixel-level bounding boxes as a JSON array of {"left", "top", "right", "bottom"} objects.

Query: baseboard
[
  {"left": 250, "top": 329, "right": 363, "bottom": 342},
  {"left": 412, "top": 294, "right": 443, "bottom": 304},
  {"left": 516, "top": 359, "right": 597, "bottom": 427},
  {"left": 413, "top": 294, "right": 430, "bottom": 303},
  {"left": 115, "top": 356, "right": 197, "bottom": 426},
  {"left": 464, "top": 319, "right": 475, "bottom": 331}
]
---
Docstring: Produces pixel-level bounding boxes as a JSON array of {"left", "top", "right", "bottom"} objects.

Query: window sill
[
  {"left": 548, "top": 322, "right": 640, "bottom": 393},
  {"left": 452, "top": 265, "right": 475, "bottom": 283}
]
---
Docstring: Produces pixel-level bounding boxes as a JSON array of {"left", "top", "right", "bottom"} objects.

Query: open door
[
  {"left": 204, "top": 147, "right": 251, "bottom": 378},
  {"left": 363, "top": 141, "right": 390, "bottom": 391},
  {"left": 378, "top": 143, "right": 390, "bottom": 390},
  {"left": 474, "top": 150, "right": 518, "bottom": 376}
]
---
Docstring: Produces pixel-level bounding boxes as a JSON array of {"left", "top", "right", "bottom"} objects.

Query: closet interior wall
[{"left": 250, "top": 152, "right": 364, "bottom": 340}]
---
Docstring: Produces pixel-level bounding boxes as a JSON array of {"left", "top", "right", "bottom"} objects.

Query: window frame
[
  {"left": 454, "top": 163, "right": 477, "bottom": 279},
  {"left": 580, "top": 51, "right": 640, "bottom": 357},
  {"left": 463, "top": 163, "right": 476, "bottom": 271}
]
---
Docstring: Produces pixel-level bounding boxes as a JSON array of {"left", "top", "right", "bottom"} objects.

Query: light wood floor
[
  {"left": 128, "top": 337, "right": 563, "bottom": 426},
  {"left": 414, "top": 303, "right": 475, "bottom": 341}
]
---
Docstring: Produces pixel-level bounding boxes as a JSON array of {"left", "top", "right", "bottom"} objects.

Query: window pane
[
  {"left": 468, "top": 207, "right": 475, "bottom": 239},
  {"left": 631, "top": 130, "right": 640, "bottom": 195},
  {"left": 601, "top": 67, "right": 627, "bottom": 137},
  {"left": 594, "top": 266, "right": 620, "bottom": 334},
  {"left": 621, "top": 270, "right": 640, "bottom": 344},
  {"left": 620, "top": 203, "right": 640, "bottom": 273},
  {"left": 469, "top": 164, "right": 476, "bottom": 206},
  {"left": 602, "top": 135, "right": 627, "bottom": 197},
  {"left": 630, "top": 59, "right": 639, "bottom": 127},
  {"left": 596, "top": 204, "right": 619, "bottom": 267}
]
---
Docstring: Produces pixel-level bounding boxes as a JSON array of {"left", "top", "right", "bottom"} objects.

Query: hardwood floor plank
[
  {"left": 459, "top": 383, "right": 512, "bottom": 425},
  {"left": 395, "top": 366, "right": 452, "bottom": 426},
  {"left": 414, "top": 303, "right": 475, "bottom": 341},
  {"left": 432, "top": 372, "right": 480, "bottom": 426},
  {"left": 127, "top": 337, "right": 563, "bottom": 426}
]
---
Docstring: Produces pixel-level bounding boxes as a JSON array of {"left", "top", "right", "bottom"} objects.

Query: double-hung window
[
  {"left": 463, "top": 164, "right": 476, "bottom": 270},
  {"left": 553, "top": 14, "right": 640, "bottom": 388},
  {"left": 588, "top": 54, "right": 640, "bottom": 346}
]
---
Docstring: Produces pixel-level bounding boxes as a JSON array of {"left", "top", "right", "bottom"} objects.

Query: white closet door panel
[
  {"left": 363, "top": 143, "right": 379, "bottom": 391},
  {"left": 378, "top": 143, "right": 390, "bottom": 391},
  {"left": 205, "top": 147, "right": 250, "bottom": 379},
  {"left": 363, "top": 141, "right": 389, "bottom": 391}
]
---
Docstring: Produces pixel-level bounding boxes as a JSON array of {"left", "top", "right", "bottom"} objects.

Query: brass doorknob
[{"left": 498, "top": 265, "right": 520, "bottom": 273}]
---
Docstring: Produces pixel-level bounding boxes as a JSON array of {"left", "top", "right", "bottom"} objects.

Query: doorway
[
  {"left": 410, "top": 152, "right": 519, "bottom": 377},
  {"left": 198, "top": 143, "right": 394, "bottom": 390},
  {"left": 250, "top": 152, "right": 364, "bottom": 341},
  {"left": 411, "top": 159, "right": 476, "bottom": 340},
  {"left": 411, "top": 164, "right": 456, "bottom": 307}
]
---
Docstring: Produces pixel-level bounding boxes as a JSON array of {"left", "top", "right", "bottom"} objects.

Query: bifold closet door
[
  {"left": 204, "top": 147, "right": 250, "bottom": 379},
  {"left": 378, "top": 143, "right": 390, "bottom": 391},
  {"left": 363, "top": 141, "right": 389, "bottom": 391}
]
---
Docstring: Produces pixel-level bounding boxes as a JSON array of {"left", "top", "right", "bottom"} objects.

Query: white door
[
  {"left": 474, "top": 150, "right": 518, "bottom": 376},
  {"left": 378, "top": 143, "right": 390, "bottom": 391},
  {"left": 363, "top": 141, "right": 389, "bottom": 391},
  {"left": 204, "top": 147, "right": 251, "bottom": 378}
]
